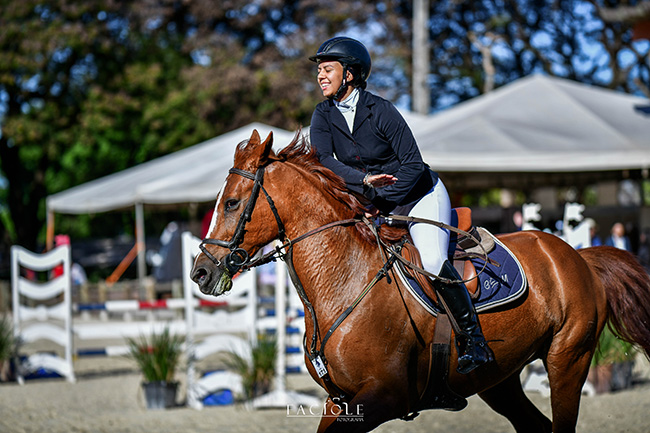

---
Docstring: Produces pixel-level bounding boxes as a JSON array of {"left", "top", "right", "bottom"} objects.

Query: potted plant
[
  {"left": 588, "top": 325, "right": 637, "bottom": 393},
  {"left": 225, "top": 334, "right": 277, "bottom": 401},
  {"left": 126, "top": 326, "right": 184, "bottom": 409}
]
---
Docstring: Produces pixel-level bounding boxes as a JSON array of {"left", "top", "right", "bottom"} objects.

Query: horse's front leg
[{"left": 316, "top": 388, "right": 405, "bottom": 433}]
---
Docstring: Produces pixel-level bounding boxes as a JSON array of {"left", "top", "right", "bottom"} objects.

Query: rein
[{"left": 198, "top": 163, "right": 489, "bottom": 400}]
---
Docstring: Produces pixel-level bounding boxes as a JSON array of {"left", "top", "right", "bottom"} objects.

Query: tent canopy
[
  {"left": 47, "top": 122, "right": 296, "bottom": 215},
  {"left": 415, "top": 74, "right": 650, "bottom": 173}
]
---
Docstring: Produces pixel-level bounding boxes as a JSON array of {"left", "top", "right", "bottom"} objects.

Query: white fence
[
  {"left": 11, "top": 244, "right": 75, "bottom": 384},
  {"left": 10, "top": 234, "right": 311, "bottom": 409}
]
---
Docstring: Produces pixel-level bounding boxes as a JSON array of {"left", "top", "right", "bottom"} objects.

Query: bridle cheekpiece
[{"left": 199, "top": 165, "right": 286, "bottom": 274}]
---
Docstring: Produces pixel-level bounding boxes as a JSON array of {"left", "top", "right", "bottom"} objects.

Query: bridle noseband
[{"left": 199, "top": 165, "right": 285, "bottom": 274}]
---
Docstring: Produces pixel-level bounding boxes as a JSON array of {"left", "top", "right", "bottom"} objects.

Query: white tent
[
  {"left": 414, "top": 74, "right": 650, "bottom": 173},
  {"left": 46, "top": 122, "right": 296, "bottom": 280}
]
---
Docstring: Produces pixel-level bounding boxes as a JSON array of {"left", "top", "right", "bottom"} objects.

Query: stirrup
[{"left": 456, "top": 340, "right": 494, "bottom": 374}]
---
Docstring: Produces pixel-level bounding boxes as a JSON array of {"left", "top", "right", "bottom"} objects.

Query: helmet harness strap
[{"left": 332, "top": 63, "right": 351, "bottom": 101}]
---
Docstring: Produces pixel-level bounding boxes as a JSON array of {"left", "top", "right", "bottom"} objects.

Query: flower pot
[
  {"left": 142, "top": 381, "right": 178, "bottom": 409},
  {"left": 610, "top": 361, "right": 634, "bottom": 391},
  {"left": 587, "top": 364, "right": 613, "bottom": 394}
]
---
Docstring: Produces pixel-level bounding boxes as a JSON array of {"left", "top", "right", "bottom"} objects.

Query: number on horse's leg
[{"left": 478, "top": 372, "right": 552, "bottom": 433}]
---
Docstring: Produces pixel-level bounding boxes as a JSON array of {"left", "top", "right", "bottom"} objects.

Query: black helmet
[{"left": 309, "top": 36, "right": 372, "bottom": 83}]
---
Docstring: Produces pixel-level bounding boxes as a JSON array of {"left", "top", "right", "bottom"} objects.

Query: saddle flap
[
  {"left": 401, "top": 243, "right": 438, "bottom": 302},
  {"left": 454, "top": 260, "right": 479, "bottom": 298}
]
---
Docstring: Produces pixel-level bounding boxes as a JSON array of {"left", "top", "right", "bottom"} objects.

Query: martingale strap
[{"left": 283, "top": 242, "right": 396, "bottom": 402}]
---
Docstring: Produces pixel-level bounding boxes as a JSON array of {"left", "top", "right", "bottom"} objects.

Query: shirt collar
[{"left": 334, "top": 88, "right": 360, "bottom": 113}]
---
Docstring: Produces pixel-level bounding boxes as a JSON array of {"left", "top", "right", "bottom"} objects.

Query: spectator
[
  {"left": 605, "top": 222, "right": 632, "bottom": 251},
  {"left": 584, "top": 218, "right": 602, "bottom": 247}
]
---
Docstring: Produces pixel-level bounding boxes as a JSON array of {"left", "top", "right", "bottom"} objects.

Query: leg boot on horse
[{"left": 435, "top": 260, "right": 494, "bottom": 374}]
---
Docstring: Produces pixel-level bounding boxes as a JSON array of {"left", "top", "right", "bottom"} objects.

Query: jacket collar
[
  {"left": 353, "top": 88, "right": 374, "bottom": 133},
  {"left": 325, "top": 88, "right": 375, "bottom": 138}
]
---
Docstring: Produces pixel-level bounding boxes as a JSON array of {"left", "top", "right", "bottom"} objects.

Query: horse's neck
[{"left": 282, "top": 192, "right": 380, "bottom": 315}]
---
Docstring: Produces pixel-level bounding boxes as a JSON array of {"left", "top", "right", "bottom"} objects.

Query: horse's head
[{"left": 191, "top": 129, "right": 283, "bottom": 296}]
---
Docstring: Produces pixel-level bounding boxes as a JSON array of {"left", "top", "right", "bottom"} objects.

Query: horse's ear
[
  {"left": 237, "top": 129, "right": 276, "bottom": 170},
  {"left": 259, "top": 131, "right": 274, "bottom": 164},
  {"left": 249, "top": 129, "right": 261, "bottom": 147},
  {"left": 248, "top": 130, "right": 273, "bottom": 166}
]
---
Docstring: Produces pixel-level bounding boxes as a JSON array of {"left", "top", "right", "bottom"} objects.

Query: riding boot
[{"left": 434, "top": 260, "right": 494, "bottom": 374}]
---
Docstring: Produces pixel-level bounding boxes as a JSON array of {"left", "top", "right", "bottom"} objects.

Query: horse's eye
[{"left": 224, "top": 199, "right": 240, "bottom": 212}]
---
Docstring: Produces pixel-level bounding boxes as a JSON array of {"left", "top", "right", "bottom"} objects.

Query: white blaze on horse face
[
  {"left": 207, "top": 184, "right": 226, "bottom": 238},
  {"left": 193, "top": 184, "right": 226, "bottom": 272}
]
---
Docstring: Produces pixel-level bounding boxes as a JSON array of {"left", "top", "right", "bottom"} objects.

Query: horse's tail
[{"left": 579, "top": 246, "right": 650, "bottom": 358}]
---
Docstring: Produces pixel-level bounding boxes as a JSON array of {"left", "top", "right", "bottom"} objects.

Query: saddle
[
  {"left": 399, "top": 207, "right": 494, "bottom": 306},
  {"left": 394, "top": 207, "right": 526, "bottom": 316}
]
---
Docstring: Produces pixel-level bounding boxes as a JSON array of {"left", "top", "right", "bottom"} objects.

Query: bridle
[{"left": 199, "top": 165, "right": 286, "bottom": 275}]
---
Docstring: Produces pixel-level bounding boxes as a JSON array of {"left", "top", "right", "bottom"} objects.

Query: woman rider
[{"left": 308, "top": 36, "right": 493, "bottom": 374}]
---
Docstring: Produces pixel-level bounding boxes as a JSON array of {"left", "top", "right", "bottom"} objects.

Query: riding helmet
[{"left": 309, "top": 36, "right": 372, "bottom": 83}]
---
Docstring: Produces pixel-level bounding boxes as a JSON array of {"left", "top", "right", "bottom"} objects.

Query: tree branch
[{"left": 598, "top": 3, "right": 650, "bottom": 24}]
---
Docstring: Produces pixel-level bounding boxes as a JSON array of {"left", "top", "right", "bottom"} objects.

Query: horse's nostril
[{"left": 192, "top": 267, "right": 208, "bottom": 285}]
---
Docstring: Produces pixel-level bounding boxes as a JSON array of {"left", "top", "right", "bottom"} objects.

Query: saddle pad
[{"left": 395, "top": 230, "right": 528, "bottom": 316}]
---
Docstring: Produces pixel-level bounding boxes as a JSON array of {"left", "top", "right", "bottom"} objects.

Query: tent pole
[
  {"left": 413, "top": 0, "right": 430, "bottom": 114},
  {"left": 46, "top": 209, "right": 55, "bottom": 251},
  {"left": 135, "top": 202, "right": 146, "bottom": 290}
]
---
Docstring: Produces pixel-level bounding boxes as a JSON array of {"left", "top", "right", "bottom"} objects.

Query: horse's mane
[{"left": 272, "top": 131, "right": 408, "bottom": 244}]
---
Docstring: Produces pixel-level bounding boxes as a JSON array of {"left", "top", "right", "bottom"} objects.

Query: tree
[
  {"left": 0, "top": 1, "right": 128, "bottom": 251},
  {"left": 424, "top": 0, "right": 649, "bottom": 111},
  {"left": 0, "top": 0, "right": 399, "bottom": 252}
]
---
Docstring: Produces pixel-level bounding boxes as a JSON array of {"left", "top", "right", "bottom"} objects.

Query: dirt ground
[{"left": 1, "top": 354, "right": 649, "bottom": 433}]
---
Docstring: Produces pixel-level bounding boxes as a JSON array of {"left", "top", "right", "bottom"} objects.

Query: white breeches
[{"left": 393, "top": 179, "right": 451, "bottom": 275}]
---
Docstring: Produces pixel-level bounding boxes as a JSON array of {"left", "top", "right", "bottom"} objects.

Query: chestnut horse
[{"left": 191, "top": 130, "right": 650, "bottom": 433}]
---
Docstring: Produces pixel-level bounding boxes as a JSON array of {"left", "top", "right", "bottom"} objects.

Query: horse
[{"left": 191, "top": 130, "right": 650, "bottom": 433}]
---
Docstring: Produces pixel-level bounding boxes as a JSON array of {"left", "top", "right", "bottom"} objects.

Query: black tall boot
[{"left": 435, "top": 260, "right": 494, "bottom": 374}]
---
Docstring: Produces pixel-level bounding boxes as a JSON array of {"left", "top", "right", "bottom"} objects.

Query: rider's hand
[
  {"left": 364, "top": 206, "right": 380, "bottom": 219},
  {"left": 365, "top": 173, "right": 397, "bottom": 188}
]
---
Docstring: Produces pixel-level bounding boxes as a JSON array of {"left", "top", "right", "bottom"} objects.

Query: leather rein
[{"left": 198, "top": 163, "right": 488, "bottom": 400}]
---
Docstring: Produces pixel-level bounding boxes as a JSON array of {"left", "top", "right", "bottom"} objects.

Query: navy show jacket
[{"left": 310, "top": 88, "right": 438, "bottom": 213}]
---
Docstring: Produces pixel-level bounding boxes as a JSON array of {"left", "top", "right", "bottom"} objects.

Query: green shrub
[
  {"left": 225, "top": 334, "right": 277, "bottom": 401},
  {"left": 0, "top": 316, "right": 17, "bottom": 362},
  {"left": 592, "top": 325, "right": 637, "bottom": 366},
  {"left": 125, "top": 327, "right": 184, "bottom": 383}
]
